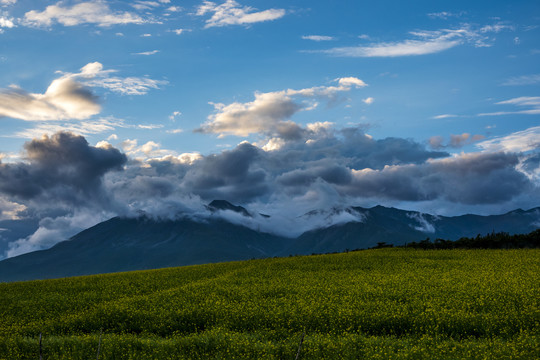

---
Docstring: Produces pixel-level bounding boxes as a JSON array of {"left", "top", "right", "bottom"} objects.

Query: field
[{"left": 0, "top": 248, "right": 538, "bottom": 359}]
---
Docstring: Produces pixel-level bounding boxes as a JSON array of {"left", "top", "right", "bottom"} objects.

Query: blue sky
[{"left": 0, "top": 0, "right": 539, "bottom": 257}]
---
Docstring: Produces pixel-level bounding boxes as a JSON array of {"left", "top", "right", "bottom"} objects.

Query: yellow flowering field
[{"left": 0, "top": 249, "right": 538, "bottom": 359}]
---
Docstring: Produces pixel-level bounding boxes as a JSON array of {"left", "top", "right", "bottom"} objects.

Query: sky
[{"left": 0, "top": 0, "right": 539, "bottom": 258}]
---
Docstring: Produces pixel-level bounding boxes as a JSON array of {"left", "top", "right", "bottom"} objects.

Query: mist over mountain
[{"left": 0, "top": 201, "right": 538, "bottom": 282}]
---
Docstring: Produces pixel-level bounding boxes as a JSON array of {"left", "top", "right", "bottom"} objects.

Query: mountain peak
[{"left": 207, "top": 200, "right": 251, "bottom": 217}]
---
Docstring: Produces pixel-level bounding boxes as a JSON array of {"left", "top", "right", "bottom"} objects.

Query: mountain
[{"left": 0, "top": 201, "right": 538, "bottom": 282}]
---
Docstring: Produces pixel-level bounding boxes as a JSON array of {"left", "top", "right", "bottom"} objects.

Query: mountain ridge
[{"left": 0, "top": 201, "right": 538, "bottom": 282}]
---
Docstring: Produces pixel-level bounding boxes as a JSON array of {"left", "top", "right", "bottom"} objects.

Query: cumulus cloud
[
  {"left": 2, "top": 124, "right": 540, "bottom": 258},
  {"left": 0, "top": 13, "right": 15, "bottom": 29},
  {"left": 196, "top": 0, "right": 286, "bottom": 28},
  {"left": 320, "top": 24, "right": 509, "bottom": 57},
  {"left": 0, "top": 78, "right": 100, "bottom": 121},
  {"left": 196, "top": 77, "right": 367, "bottom": 138},
  {"left": 346, "top": 152, "right": 530, "bottom": 204},
  {"left": 24, "top": 1, "right": 146, "bottom": 27},
  {"left": 0, "top": 62, "right": 165, "bottom": 123},
  {"left": 0, "top": 132, "right": 126, "bottom": 205}
]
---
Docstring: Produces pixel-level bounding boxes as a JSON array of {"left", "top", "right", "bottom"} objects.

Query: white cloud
[
  {"left": 363, "top": 97, "right": 374, "bottom": 105},
  {"left": 169, "top": 111, "right": 181, "bottom": 120},
  {"left": 0, "top": 79, "right": 100, "bottom": 121},
  {"left": 69, "top": 62, "right": 167, "bottom": 95},
  {"left": 12, "top": 118, "right": 124, "bottom": 138},
  {"left": 0, "top": 14, "right": 15, "bottom": 28},
  {"left": 321, "top": 24, "right": 509, "bottom": 57},
  {"left": 197, "top": 77, "right": 367, "bottom": 138},
  {"left": 502, "top": 74, "right": 540, "bottom": 86},
  {"left": 477, "top": 126, "right": 540, "bottom": 153},
  {"left": 0, "top": 198, "right": 25, "bottom": 221},
  {"left": 196, "top": 0, "right": 286, "bottom": 28},
  {"left": 302, "top": 35, "right": 334, "bottom": 41},
  {"left": 6, "top": 211, "right": 110, "bottom": 258},
  {"left": 0, "top": 0, "right": 16, "bottom": 7},
  {"left": 133, "top": 49, "right": 160, "bottom": 55},
  {"left": 166, "top": 128, "right": 184, "bottom": 134},
  {"left": 141, "top": 33, "right": 152, "bottom": 37},
  {"left": 427, "top": 11, "right": 465, "bottom": 19},
  {"left": 132, "top": 1, "right": 161, "bottom": 11},
  {"left": 432, "top": 114, "right": 459, "bottom": 119},
  {"left": 478, "top": 96, "right": 540, "bottom": 116},
  {"left": 167, "top": 6, "right": 182, "bottom": 12},
  {"left": 24, "top": 1, "right": 146, "bottom": 27}
]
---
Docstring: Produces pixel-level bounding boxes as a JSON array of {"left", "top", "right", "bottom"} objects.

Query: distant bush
[{"left": 403, "top": 229, "right": 540, "bottom": 249}]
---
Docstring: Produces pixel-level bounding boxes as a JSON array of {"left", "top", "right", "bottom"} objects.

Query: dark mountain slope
[
  {"left": 0, "top": 204, "right": 538, "bottom": 282},
  {"left": 0, "top": 216, "right": 288, "bottom": 282}
]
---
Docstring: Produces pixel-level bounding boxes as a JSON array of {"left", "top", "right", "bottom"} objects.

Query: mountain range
[{"left": 0, "top": 200, "right": 538, "bottom": 282}]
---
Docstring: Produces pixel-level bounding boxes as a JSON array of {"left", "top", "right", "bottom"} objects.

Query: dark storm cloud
[
  {"left": 345, "top": 152, "right": 531, "bottom": 204},
  {"left": 0, "top": 132, "right": 126, "bottom": 204}
]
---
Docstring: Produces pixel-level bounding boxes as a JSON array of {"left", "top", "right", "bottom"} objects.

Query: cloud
[
  {"left": 0, "top": 0, "right": 16, "bottom": 6},
  {"left": 196, "top": 0, "right": 286, "bottom": 28},
  {"left": 11, "top": 117, "right": 124, "bottom": 138},
  {"left": 132, "top": 50, "right": 160, "bottom": 55},
  {"left": 171, "top": 28, "right": 187, "bottom": 35},
  {"left": 320, "top": 24, "right": 510, "bottom": 57},
  {"left": 69, "top": 62, "right": 167, "bottom": 95},
  {"left": 0, "top": 132, "right": 126, "bottom": 203},
  {"left": 429, "top": 133, "right": 485, "bottom": 149},
  {"left": 477, "top": 126, "right": 540, "bottom": 153},
  {"left": 24, "top": 1, "right": 147, "bottom": 27},
  {"left": 0, "top": 198, "right": 25, "bottom": 221},
  {"left": 5, "top": 210, "right": 110, "bottom": 258},
  {"left": 302, "top": 35, "right": 334, "bottom": 41},
  {"left": 346, "top": 152, "right": 530, "bottom": 204},
  {"left": 3, "top": 125, "right": 539, "bottom": 257},
  {"left": 0, "top": 78, "right": 100, "bottom": 121},
  {"left": 427, "top": 11, "right": 465, "bottom": 19},
  {"left": 432, "top": 114, "right": 459, "bottom": 119},
  {"left": 0, "top": 62, "right": 165, "bottom": 123},
  {"left": 363, "top": 97, "right": 374, "bottom": 105},
  {"left": 196, "top": 77, "right": 367, "bottom": 138},
  {"left": 478, "top": 96, "right": 540, "bottom": 116},
  {"left": 0, "top": 14, "right": 15, "bottom": 29}
]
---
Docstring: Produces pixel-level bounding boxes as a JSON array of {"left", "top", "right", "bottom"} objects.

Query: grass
[{"left": 0, "top": 248, "right": 538, "bottom": 359}]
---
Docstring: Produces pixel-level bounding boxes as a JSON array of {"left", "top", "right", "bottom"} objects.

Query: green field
[{"left": 1, "top": 249, "right": 539, "bottom": 359}]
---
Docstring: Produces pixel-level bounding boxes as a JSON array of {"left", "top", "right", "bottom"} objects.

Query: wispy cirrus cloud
[
  {"left": 319, "top": 24, "right": 511, "bottom": 57},
  {"left": 132, "top": 50, "right": 160, "bottom": 56},
  {"left": 196, "top": 0, "right": 286, "bottom": 28},
  {"left": 66, "top": 62, "right": 167, "bottom": 96},
  {"left": 23, "top": 1, "right": 147, "bottom": 28},
  {"left": 427, "top": 11, "right": 465, "bottom": 19},
  {"left": 502, "top": 74, "right": 540, "bottom": 86},
  {"left": 477, "top": 126, "right": 540, "bottom": 153},
  {"left": 478, "top": 96, "right": 540, "bottom": 116},
  {"left": 302, "top": 35, "right": 334, "bottom": 41}
]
